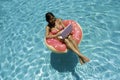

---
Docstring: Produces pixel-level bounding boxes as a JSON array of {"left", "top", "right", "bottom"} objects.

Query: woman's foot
[
  {"left": 79, "top": 58, "right": 85, "bottom": 65},
  {"left": 83, "top": 56, "right": 90, "bottom": 63},
  {"left": 79, "top": 56, "right": 85, "bottom": 65},
  {"left": 79, "top": 56, "right": 90, "bottom": 64}
]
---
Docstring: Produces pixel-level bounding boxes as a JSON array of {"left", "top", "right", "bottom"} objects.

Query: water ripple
[{"left": 0, "top": 0, "right": 120, "bottom": 80}]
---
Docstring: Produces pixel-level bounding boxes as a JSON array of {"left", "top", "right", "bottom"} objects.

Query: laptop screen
[{"left": 60, "top": 24, "right": 72, "bottom": 39}]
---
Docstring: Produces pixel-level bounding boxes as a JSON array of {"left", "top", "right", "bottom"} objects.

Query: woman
[{"left": 45, "top": 12, "right": 90, "bottom": 65}]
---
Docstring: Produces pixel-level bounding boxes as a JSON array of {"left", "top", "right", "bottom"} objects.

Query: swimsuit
[{"left": 50, "top": 26, "right": 64, "bottom": 34}]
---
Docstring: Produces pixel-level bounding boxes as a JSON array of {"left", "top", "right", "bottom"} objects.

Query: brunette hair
[{"left": 45, "top": 12, "right": 55, "bottom": 22}]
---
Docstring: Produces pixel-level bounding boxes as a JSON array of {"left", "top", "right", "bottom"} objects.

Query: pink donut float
[{"left": 45, "top": 20, "right": 83, "bottom": 53}]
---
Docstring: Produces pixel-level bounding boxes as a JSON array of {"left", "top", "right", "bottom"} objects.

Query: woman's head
[{"left": 45, "top": 12, "right": 56, "bottom": 25}]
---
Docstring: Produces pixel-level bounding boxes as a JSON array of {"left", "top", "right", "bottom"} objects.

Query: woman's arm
[
  {"left": 45, "top": 26, "right": 61, "bottom": 38},
  {"left": 58, "top": 18, "right": 65, "bottom": 28},
  {"left": 45, "top": 26, "right": 54, "bottom": 38}
]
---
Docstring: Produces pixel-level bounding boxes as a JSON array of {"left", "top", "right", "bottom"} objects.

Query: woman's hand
[
  {"left": 46, "top": 34, "right": 58, "bottom": 38},
  {"left": 46, "top": 31, "right": 61, "bottom": 38},
  {"left": 58, "top": 36, "right": 63, "bottom": 39}
]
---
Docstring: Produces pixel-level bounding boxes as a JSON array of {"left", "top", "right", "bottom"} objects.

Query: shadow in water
[{"left": 50, "top": 50, "right": 82, "bottom": 80}]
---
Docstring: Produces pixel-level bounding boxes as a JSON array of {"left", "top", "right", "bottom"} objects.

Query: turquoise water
[{"left": 0, "top": 0, "right": 120, "bottom": 80}]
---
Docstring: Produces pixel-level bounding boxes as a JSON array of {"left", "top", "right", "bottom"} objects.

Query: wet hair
[{"left": 45, "top": 12, "right": 55, "bottom": 22}]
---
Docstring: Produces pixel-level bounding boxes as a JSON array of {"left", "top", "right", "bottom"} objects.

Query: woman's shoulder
[
  {"left": 56, "top": 18, "right": 63, "bottom": 24},
  {"left": 56, "top": 18, "right": 62, "bottom": 21},
  {"left": 46, "top": 24, "right": 50, "bottom": 27},
  {"left": 46, "top": 25, "right": 50, "bottom": 29}
]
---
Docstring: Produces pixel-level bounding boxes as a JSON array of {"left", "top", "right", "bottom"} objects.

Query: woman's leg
[
  {"left": 68, "top": 35, "right": 85, "bottom": 64},
  {"left": 64, "top": 39, "right": 90, "bottom": 64},
  {"left": 64, "top": 39, "right": 84, "bottom": 64},
  {"left": 68, "top": 35, "right": 79, "bottom": 51}
]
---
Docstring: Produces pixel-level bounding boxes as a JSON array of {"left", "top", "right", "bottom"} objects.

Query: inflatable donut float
[{"left": 45, "top": 20, "right": 83, "bottom": 53}]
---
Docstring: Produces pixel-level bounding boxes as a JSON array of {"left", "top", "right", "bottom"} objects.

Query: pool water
[{"left": 0, "top": 0, "right": 120, "bottom": 80}]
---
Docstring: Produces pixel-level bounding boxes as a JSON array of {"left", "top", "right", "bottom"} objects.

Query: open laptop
[{"left": 59, "top": 24, "right": 72, "bottom": 39}]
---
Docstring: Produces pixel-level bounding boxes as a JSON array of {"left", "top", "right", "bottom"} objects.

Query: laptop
[{"left": 60, "top": 24, "right": 72, "bottom": 39}]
